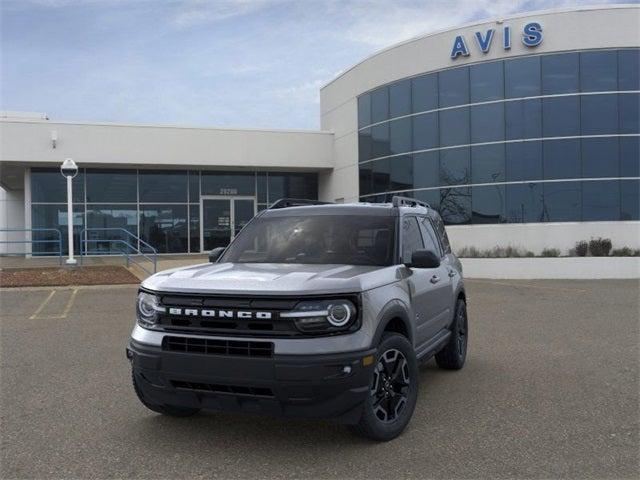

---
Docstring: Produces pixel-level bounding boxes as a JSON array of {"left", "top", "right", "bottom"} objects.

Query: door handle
[
  {"left": 448, "top": 269, "right": 457, "bottom": 278},
  {"left": 430, "top": 275, "right": 440, "bottom": 284}
]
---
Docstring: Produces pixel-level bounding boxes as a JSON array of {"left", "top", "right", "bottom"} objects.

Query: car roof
[{"left": 261, "top": 201, "right": 436, "bottom": 218}]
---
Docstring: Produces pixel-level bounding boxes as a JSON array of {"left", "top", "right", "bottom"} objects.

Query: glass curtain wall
[
  {"left": 358, "top": 48, "right": 640, "bottom": 224},
  {"left": 31, "top": 168, "right": 317, "bottom": 255}
]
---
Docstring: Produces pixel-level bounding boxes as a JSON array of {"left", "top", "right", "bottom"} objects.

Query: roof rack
[
  {"left": 391, "top": 195, "right": 430, "bottom": 209},
  {"left": 269, "top": 198, "right": 333, "bottom": 209}
]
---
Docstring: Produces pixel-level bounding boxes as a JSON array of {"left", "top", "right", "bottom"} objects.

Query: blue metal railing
[
  {"left": 0, "top": 228, "right": 63, "bottom": 264},
  {"left": 80, "top": 227, "right": 157, "bottom": 274}
]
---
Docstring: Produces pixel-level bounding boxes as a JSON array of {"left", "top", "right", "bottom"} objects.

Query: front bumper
[{"left": 128, "top": 339, "right": 376, "bottom": 424}]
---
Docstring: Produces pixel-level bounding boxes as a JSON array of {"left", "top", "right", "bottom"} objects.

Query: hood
[{"left": 142, "top": 262, "right": 400, "bottom": 296}]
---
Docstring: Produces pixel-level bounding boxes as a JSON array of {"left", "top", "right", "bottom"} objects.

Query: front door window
[{"left": 201, "top": 197, "right": 255, "bottom": 252}]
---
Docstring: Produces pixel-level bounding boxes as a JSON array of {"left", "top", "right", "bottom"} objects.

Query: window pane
[
  {"left": 543, "top": 181, "right": 581, "bottom": 222},
  {"left": 267, "top": 173, "right": 317, "bottom": 202},
  {"left": 430, "top": 212, "right": 451, "bottom": 253},
  {"left": 139, "top": 170, "right": 187, "bottom": 203},
  {"left": 372, "top": 158, "right": 390, "bottom": 193},
  {"left": 619, "top": 93, "right": 639, "bottom": 134},
  {"left": 470, "top": 61, "right": 504, "bottom": 102},
  {"left": 86, "top": 169, "right": 136, "bottom": 203},
  {"left": 439, "top": 67, "right": 469, "bottom": 108},
  {"left": 439, "top": 108, "right": 469, "bottom": 147},
  {"left": 188, "top": 171, "right": 200, "bottom": 203},
  {"left": 582, "top": 181, "right": 620, "bottom": 221},
  {"left": 580, "top": 51, "right": 617, "bottom": 92},
  {"left": 505, "top": 99, "right": 542, "bottom": 140},
  {"left": 371, "top": 123, "right": 390, "bottom": 158},
  {"left": 414, "top": 189, "right": 441, "bottom": 213},
  {"left": 389, "top": 117, "right": 412, "bottom": 155},
  {"left": 582, "top": 137, "right": 619, "bottom": 178},
  {"left": 358, "top": 94, "right": 371, "bottom": 128},
  {"left": 412, "top": 73, "right": 438, "bottom": 113},
  {"left": 256, "top": 172, "right": 267, "bottom": 203},
  {"left": 413, "top": 152, "right": 440, "bottom": 189},
  {"left": 189, "top": 204, "right": 200, "bottom": 252},
  {"left": 542, "top": 52, "right": 579, "bottom": 94},
  {"left": 470, "top": 103, "right": 504, "bottom": 143},
  {"left": 412, "top": 112, "right": 438, "bottom": 151},
  {"left": 505, "top": 56, "right": 541, "bottom": 98},
  {"left": 440, "top": 187, "right": 471, "bottom": 225},
  {"left": 620, "top": 136, "right": 640, "bottom": 177},
  {"left": 472, "top": 185, "right": 505, "bottom": 224},
  {"left": 418, "top": 217, "right": 441, "bottom": 255},
  {"left": 139, "top": 205, "right": 188, "bottom": 253},
  {"left": 86, "top": 205, "right": 138, "bottom": 254},
  {"left": 506, "top": 141, "right": 543, "bottom": 182},
  {"left": 401, "top": 217, "right": 424, "bottom": 263},
  {"left": 359, "top": 162, "right": 373, "bottom": 196},
  {"left": 506, "top": 183, "right": 543, "bottom": 223},
  {"left": 31, "top": 168, "right": 85, "bottom": 203},
  {"left": 390, "top": 155, "right": 413, "bottom": 191},
  {"left": 389, "top": 79, "right": 411, "bottom": 118},
  {"left": 621, "top": 180, "right": 639, "bottom": 220},
  {"left": 440, "top": 147, "right": 470, "bottom": 186},
  {"left": 202, "top": 172, "right": 255, "bottom": 196},
  {"left": 471, "top": 144, "right": 505, "bottom": 184},
  {"left": 543, "top": 139, "right": 581, "bottom": 180},
  {"left": 542, "top": 97, "right": 580, "bottom": 137},
  {"left": 359, "top": 128, "right": 372, "bottom": 162},
  {"left": 370, "top": 86, "right": 389, "bottom": 123},
  {"left": 31, "top": 204, "right": 84, "bottom": 255},
  {"left": 581, "top": 94, "right": 618, "bottom": 135},
  {"left": 619, "top": 49, "right": 640, "bottom": 91}
]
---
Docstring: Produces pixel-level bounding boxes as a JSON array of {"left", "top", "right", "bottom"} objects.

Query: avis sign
[{"left": 450, "top": 22, "right": 543, "bottom": 59}]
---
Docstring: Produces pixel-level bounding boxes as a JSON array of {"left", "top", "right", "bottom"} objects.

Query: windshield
[{"left": 220, "top": 214, "right": 396, "bottom": 266}]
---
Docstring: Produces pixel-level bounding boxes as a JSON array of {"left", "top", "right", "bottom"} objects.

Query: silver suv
[{"left": 127, "top": 196, "right": 468, "bottom": 441}]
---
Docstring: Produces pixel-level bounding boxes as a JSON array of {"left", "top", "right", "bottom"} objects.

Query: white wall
[
  {"left": 447, "top": 221, "right": 640, "bottom": 255},
  {"left": 0, "top": 186, "right": 26, "bottom": 254},
  {"left": 0, "top": 120, "right": 334, "bottom": 171}
]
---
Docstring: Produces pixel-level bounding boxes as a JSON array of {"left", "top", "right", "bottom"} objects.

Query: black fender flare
[{"left": 370, "top": 299, "right": 414, "bottom": 348}]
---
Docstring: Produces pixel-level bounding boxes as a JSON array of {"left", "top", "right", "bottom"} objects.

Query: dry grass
[{"left": 0, "top": 266, "right": 139, "bottom": 288}]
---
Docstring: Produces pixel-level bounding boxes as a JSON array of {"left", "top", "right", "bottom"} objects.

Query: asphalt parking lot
[{"left": 1, "top": 279, "right": 638, "bottom": 479}]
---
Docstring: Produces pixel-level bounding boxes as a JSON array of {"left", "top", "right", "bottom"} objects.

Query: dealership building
[{"left": 1, "top": 5, "right": 638, "bottom": 257}]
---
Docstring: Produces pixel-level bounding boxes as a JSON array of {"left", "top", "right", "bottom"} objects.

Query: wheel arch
[{"left": 371, "top": 300, "right": 414, "bottom": 348}]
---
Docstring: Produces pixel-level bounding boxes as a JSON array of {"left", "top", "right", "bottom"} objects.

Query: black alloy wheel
[{"left": 371, "top": 348, "right": 410, "bottom": 423}]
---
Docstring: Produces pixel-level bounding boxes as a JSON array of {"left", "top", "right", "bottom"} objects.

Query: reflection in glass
[
  {"left": 414, "top": 189, "right": 440, "bottom": 212},
  {"left": 470, "top": 61, "right": 504, "bottom": 102},
  {"left": 542, "top": 182, "right": 581, "bottom": 222},
  {"left": 506, "top": 142, "right": 543, "bottom": 182},
  {"left": 471, "top": 185, "right": 505, "bottom": 224},
  {"left": 583, "top": 181, "right": 620, "bottom": 221},
  {"left": 581, "top": 94, "right": 618, "bottom": 135},
  {"left": 358, "top": 94, "right": 371, "bottom": 128},
  {"left": 371, "top": 86, "right": 389, "bottom": 123},
  {"left": 621, "top": 180, "right": 640, "bottom": 220},
  {"left": 188, "top": 171, "right": 200, "bottom": 203},
  {"left": 505, "top": 99, "right": 542, "bottom": 140},
  {"left": 31, "top": 169, "right": 85, "bottom": 203},
  {"left": 440, "top": 187, "right": 471, "bottom": 225},
  {"left": 440, "top": 148, "right": 470, "bottom": 186},
  {"left": 390, "top": 155, "right": 413, "bottom": 192},
  {"left": 580, "top": 51, "right": 617, "bottom": 92},
  {"left": 359, "top": 128, "right": 372, "bottom": 162},
  {"left": 256, "top": 172, "right": 267, "bottom": 203},
  {"left": 389, "top": 117, "right": 412, "bottom": 155},
  {"left": 470, "top": 103, "right": 505, "bottom": 143},
  {"left": 86, "top": 170, "right": 137, "bottom": 203},
  {"left": 620, "top": 137, "right": 640, "bottom": 177},
  {"left": 471, "top": 144, "right": 505, "bottom": 184},
  {"left": 541, "top": 52, "right": 579, "bottom": 94},
  {"left": 439, "top": 67, "right": 469, "bottom": 108},
  {"left": 413, "top": 152, "right": 440, "bottom": 189},
  {"left": 267, "top": 173, "right": 317, "bottom": 203},
  {"left": 139, "top": 170, "right": 188, "bottom": 203},
  {"left": 582, "top": 137, "right": 619, "bottom": 178},
  {"left": 506, "top": 183, "right": 543, "bottom": 223},
  {"left": 371, "top": 123, "right": 390, "bottom": 158},
  {"left": 86, "top": 205, "right": 138, "bottom": 254},
  {"left": 139, "top": 205, "right": 188, "bottom": 253},
  {"left": 189, "top": 204, "right": 200, "bottom": 252},
  {"left": 372, "top": 158, "right": 390, "bottom": 193},
  {"left": 202, "top": 199, "right": 231, "bottom": 250},
  {"left": 619, "top": 93, "right": 639, "bottom": 134},
  {"left": 542, "top": 96, "right": 580, "bottom": 137},
  {"left": 359, "top": 162, "right": 373, "bottom": 195},
  {"left": 543, "top": 139, "right": 581, "bottom": 180},
  {"left": 412, "top": 112, "right": 438, "bottom": 151},
  {"left": 389, "top": 79, "right": 411, "bottom": 118},
  {"left": 439, "top": 108, "right": 469, "bottom": 147},
  {"left": 412, "top": 73, "right": 438, "bottom": 113},
  {"left": 31, "top": 204, "right": 84, "bottom": 255},
  {"left": 505, "top": 56, "right": 541, "bottom": 98},
  {"left": 618, "top": 49, "right": 640, "bottom": 91}
]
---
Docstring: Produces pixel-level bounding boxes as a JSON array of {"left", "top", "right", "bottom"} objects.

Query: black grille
[
  {"left": 171, "top": 380, "right": 274, "bottom": 397},
  {"left": 162, "top": 336, "right": 273, "bottom": 357}
]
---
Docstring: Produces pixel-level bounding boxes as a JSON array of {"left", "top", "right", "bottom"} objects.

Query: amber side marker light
[{"left": 362, "top": 355, "right": 375, "bottom": 366}]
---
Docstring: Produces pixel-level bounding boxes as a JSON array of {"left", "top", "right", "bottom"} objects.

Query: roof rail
[
  {"left": 269, "top": 198, "right": 333, "bottom": 209},
  {"left": 391, "top": 195, "right": 430, "bottom": 209}
]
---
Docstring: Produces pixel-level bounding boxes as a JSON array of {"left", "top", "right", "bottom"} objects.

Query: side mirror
[
  {"left": 208, "top": 247, "right": 226, "bottom": 263},
  {"left": 407, "top": 249, "right": 440, "bottom": 269}
]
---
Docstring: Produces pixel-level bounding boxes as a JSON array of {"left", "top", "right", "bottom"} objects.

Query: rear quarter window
[{"left": 432, "top": 214, "right": 452, "bottom": 254}]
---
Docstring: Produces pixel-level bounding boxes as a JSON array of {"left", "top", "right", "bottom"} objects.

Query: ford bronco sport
[{"left": 127, "top": 196, "right": 468, "bottom": 441}]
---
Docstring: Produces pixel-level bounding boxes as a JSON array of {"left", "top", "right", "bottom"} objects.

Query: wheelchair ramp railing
[
  {"left": 79, "top": 228, "right": 157, "bottom": 275},
  {"left": 0, "top": 228, "right": 63, "bottom": 264}
]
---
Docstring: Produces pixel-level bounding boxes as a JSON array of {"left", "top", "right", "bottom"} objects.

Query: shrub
[
  {"left": 610, "top": 247, "right": 640, "bottom": 257},
  {"left": 540, "top": 248, "right": 561, "bottom": 257},
  {"left": 574, "top": 241, "right": 589, "bottom": 257},
  {"left": 589, "top": 237, "right": 612, "bottom": 257}
]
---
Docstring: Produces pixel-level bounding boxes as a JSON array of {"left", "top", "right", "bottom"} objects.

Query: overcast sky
[{"left": 0, "top": 0, "right": 629, "bottom": 129}]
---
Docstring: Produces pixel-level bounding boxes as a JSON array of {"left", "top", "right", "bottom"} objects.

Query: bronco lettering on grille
[{"left": 167, "top": 308, "right": 272, "bottom": 320}]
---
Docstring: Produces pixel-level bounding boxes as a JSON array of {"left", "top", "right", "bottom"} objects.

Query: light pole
[{"left": 60, "top": 158, "right": 78, "bottom": 265}]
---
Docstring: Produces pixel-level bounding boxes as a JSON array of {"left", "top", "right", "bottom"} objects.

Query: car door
[
  {"left": 401, "top": 216, "right": 448, "bottom": 349},
  {"left": 419, "top": 216, "right": 454, "bottom": 332}
]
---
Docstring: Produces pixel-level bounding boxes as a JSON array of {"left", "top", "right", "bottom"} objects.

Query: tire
[
  {"left": 132, "top": 370, "right": 200, "bottom": 417},
  {"left": 351, "top": 333, "right": 419, "bottom": 441},
  {"left": 435, "top": 298, "right": 468, "bottom": 370}
]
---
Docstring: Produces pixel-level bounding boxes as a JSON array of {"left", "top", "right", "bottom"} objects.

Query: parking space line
[{"left": 29, "top": 290, "right": 56, "bottom": 319}]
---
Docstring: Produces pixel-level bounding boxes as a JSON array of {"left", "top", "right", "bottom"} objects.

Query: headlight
[
  {"left": 136, "top": 292, "right": 164, "bottom": 328},
  {"left": 281, "top": 299, "right": 358, "bottom": 334}
]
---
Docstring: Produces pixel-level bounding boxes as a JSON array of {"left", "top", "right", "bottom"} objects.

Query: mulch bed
[{"left": 0, "top": 266, "right": 140, "bottom": 288}]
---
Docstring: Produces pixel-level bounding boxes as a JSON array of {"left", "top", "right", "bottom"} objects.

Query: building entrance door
[{"left": 200, "top": 196, "right": 256, "bottom": 252}]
